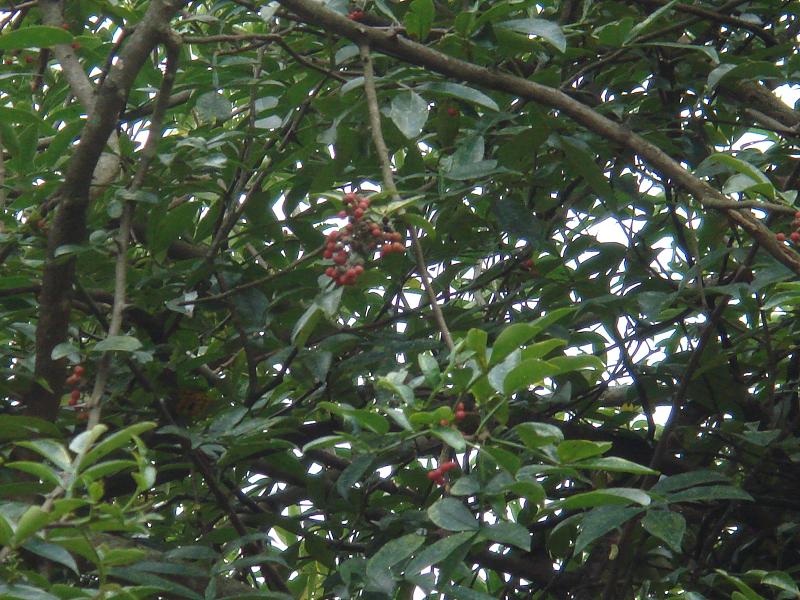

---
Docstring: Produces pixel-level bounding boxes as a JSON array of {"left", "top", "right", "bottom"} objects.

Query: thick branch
[
  {"left": 24, "top": 0, "right": 188, "bottom": 421},
  {"left": 275, "top": 0, "right": 800, "bottom": 277}
]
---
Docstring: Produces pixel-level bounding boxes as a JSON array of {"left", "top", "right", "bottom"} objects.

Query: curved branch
[{"left": 275, "top": 0, "right": 800, "bottom": 277}]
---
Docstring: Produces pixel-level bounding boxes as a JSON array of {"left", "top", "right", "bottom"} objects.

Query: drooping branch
[{"left": 275, "top": 0, "right": 800, "bottom": 277}]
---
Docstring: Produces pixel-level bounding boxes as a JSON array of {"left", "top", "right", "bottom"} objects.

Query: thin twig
[
  {"left": 359, "top": 43, "right": 454, "bottom": 351},
  {"left": 87, "top": 32, "right": 181, "bottom": 426}
]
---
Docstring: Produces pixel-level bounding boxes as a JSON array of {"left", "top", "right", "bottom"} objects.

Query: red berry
[
  {"left": 344, "top": 192, "right": 358, "bottom": 204},
  {"left": 380, "top": 243, "right": 392, "bottom": 256},
  {"left": 391, "top": 242, "right": 405, "bottom": 253},
  {"left": 338, "top": 210, "right": 347, "bottom": 218},
  {"left": 70, "top": 388, "right": 81, "bottom": 402},
  {"left": 435, "top": 476, "right": 446, "bottom": 486},
  {"left": 334, "top": 252, "right": 347, "bottom": 265},
  {"left": 439, "top": 418, "right": 449, "bottom": 427},
  {"left": 795, "top": 211, "right": 800, "bottom": 219},
  {"left": 77, "top": 410, "right": 89, "bottom": 421},
  {"left": 427, "top": 468, "right": 442, "bottom": 480},
  {"left": 353, "top": 265, "right": 364, "bottom": 275},
  {"left": 66, "top": 374, "right": 80, "bottom": 386},
  {"left": 455, "top": 410, "right": 467, "bottom": 421},
  {"left": 23, "top": 55, "right": 33, "bottom": 64},
  {"left": 348, "top": 9, "right": 365, "bottom": 21},
  {"left": 3, "top": 59, "right": 11, "bottom": 65},
  {"left": 777, "top": 232, "right": 787, "bottom": 242},
  {"left": 440, "top": 460, "right": 458, "bottom": 472},
  {"left": 73, "top": 365, "right": 85, "bottom": 377},
  {"left": 354, "top": 208, "right": 364, "bottom": 219},
  {"left": 371, "top": 228, "right": 382, "bottom": 237},
  {"left": 791, "top": 232, "right": 800, "bottom": 243},
  {"left": 71, "top": 41, "right": 81, "bottom": 50},
  {"left": 323, "top": 249, "right": 333, "bottom": 259},
  {"left": 447, "top": 107, "right": 459, "bottom": 117},
  {"left": 325, "top": 267, "right": 336, "bottom": 278},
  {"left": 61, "top": 23, "right": 70, "bottom": 30},
  {"left": 456, "top": 402, "right": 465, "bottom": 411}
]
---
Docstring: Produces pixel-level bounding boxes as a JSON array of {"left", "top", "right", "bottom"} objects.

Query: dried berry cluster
[
  {"left": 323, "top": 192, "right": 404, "bottom": 286},
  {"left": 775, "top": 212, "right": 800, "bottom": 244},
  {"left": 426, "top": 460, "right": 458, "bottom": 486}
]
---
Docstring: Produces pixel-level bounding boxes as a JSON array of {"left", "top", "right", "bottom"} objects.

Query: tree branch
[
  {"left": 276, "top": 0, "right": 800, "bottom": 278},
  {"left": 24, "top": 0, "right": 188, "bottom": 421},
  {"left": 359, "top": 43, "right": 455, "bottom": 351}
]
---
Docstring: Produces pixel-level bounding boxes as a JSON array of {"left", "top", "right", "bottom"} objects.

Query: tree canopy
[{"left": 1, "top": 0, "right": 800, "bottom": 598}]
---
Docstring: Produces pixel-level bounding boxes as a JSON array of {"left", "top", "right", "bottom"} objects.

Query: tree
[{"left": 0, "top": 0, "right": 799, "bottom": 597}]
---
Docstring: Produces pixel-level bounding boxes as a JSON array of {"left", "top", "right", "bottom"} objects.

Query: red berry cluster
[
  {"left": 775, "top": 212, "right": 800, "bottom": 244},
  {"left": 426, "top": 460, "right": 458, "bottom": 486},
  {"left": 323, "top": 192, "right": 404, "bottom": 286},
  {"left": 66, "top": 365, "right": 85, "bottom": 417},
  {"left": 348, "top": 9, "right": 365, "bottom": 21},
  {"left": 438, "top": 403, "right": 468, "bottom": 428}
]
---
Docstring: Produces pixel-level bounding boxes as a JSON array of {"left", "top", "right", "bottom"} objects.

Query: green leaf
[
  {"left": 431, "top": 426, "right": 466, "bottom": 452},
  {"left": 0, "top": 514, "right": 13, "bottom": 546},
  {"left": 404, "top": 532, "right": 477, "bottom": 576},
  {"left": 521, "top": 339, "right": 567, "bottom": 360},
  {"left": 623, "top": 0, "right": 680, "bottom": 43},
  {"left": 0, "top": 26, "right": 72, "bottom": 50},
  {"left": 387, "top": 91, "right": 429, "bottom": 139},
  {"left": 418, "top": 82, "right": 499, "bottom": 111},
  {"left": 502, "top": 358, "right": 558, "bottom": 394},
  {"left": 195, "top": 91, "right": 232, "bottom": 121},
  {"left": 574, "top": 506, "right": 643, "bottom": 555},
  {"left": 291, "top": 304, "right": 322, "bottom": 347},
  {"left": 666, "top": 485, "right": 753, "bottom": 503},
  {"left": 0, "top": 584, "right": 61, "bottom": 600},
  {"left": 6, "top": 461, "right": 61, "bottom": 486},
  {"left": 465, "top": 328, "right": 488, "bottom": 361},
  {"left": 336, "top": 454, "right": 374, "bottom": 499},
  {"left": 515, "top": 422, "right": 564, "bottom": 448},
  {"left": 366, "top": 533, "right": 425, "bottom": 579},
  {"left": 428, "top": 498, "right": 479, "bottom": 531},
  {"left": 569, "top": 456, "right": 658, "bottom": 476},
  {"left": 449, "top": 475, "right": 481, "bottom": 496},
  {"left": 490, "top": 323, "right": 537, "bottom": 366},
  {"left": 16, "top": 439, "right": 71, "bottom": 471},
  {"left": 447, "top": 586, "right": 496, "bottom": 600},
  {"left": 552, "top": 488, "right": 651, "bottom": 510},
  {"left": 650, "top": 470, "right": 729, "bottom": 494},
  {"left": 556, "top": 440, "right": 612, "bottom": 463},
  {"left": 761, "top": 571, "right": 800, "bottom": 595},
  {"left": 641, "top": 510, "right": 685, "bottom": 553},
  {"left": 13, "top": 506, "right": 53, "bottom": 546},
  {"left": 497, "top": 18, "right": 567, "bottom": 52},
  {"left": 480, "top": 521, "right": 531, "bottom": 551},
  {"left": 23, "top": 538, "right": 79, "bottom": 574},
  {"left": 403, "top": 0, "right": 434, "bottom": 41},
  {"left": 93, "top": 335, "right": 142, "bottom": 352},
  {"left": 505, "top": 480, "right": 546, "bottom": 504},
  {"left": 81, "top": 422, "right": 157, "bottom": 469},
  {"left": 69, "top": 424, "right": 108, "bottom": 455}
]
